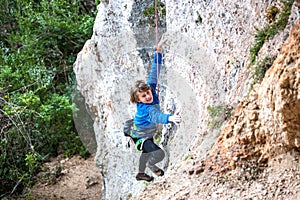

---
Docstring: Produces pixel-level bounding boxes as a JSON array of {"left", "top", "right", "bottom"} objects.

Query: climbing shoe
[
  {"left": 136, "top": 173, "right": 154, "bottom": 182},
  {"left": 147, "top": 164, "right": 164, "bottom": 177},
  {"left": 153, "top": 169, "right": 164, "bottom": 176}
]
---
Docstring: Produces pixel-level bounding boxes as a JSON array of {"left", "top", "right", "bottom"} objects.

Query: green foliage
[
  {"left": 25, "top": 147, "right": 39, "bottom": 174},
  {"left": 183, "top": 153, "right": 195, "bottom": 161},
  {"left": 196, "top": 14, "right": 203, "bottom": 24},
  {"left": 249, "top": 0, "right": 294, "bottom": 66},
  {"left": 126, "top": 193, "right": 133, "bottom": 199},
  {"left": 143, "top": 1, "right": 166, "bottom": 16},
  {"left": 0, "top": 0, "right": 95, "bottom": 197},
  {"left": 265, "top": 5, "right": 280, "bottom": 23},
  {"left": 95, "top": 0, "right": 101, "bottom": 6},
  {"left": 207, "top": 105, "right": 226, "bottom": 119},
  {"left": 142, "top": 1, "right": 166, "bottom": 26},
  {"left": 207, "top": 105, "right": 225, "bottom": 129},
  {"left": 154, "top": 133, "right": 162, "bottom": 144},
  {"left": 250, "top": 56, "right": 275, "bottom": 90},
  {"left": 207, "top": 104, "right": 233, "bottom": 129}
]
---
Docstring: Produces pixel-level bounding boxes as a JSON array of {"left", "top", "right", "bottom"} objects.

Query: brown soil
[
  {"left": 26, "top": 154, "right": 102, "bottom": 200},
  {"left": 18, "top": 151, "right": 300, "bottom": 200}
]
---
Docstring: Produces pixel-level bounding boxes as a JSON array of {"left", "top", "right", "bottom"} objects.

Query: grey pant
[{"left": 139, "top": 138, "right": 165, "bottom": 172}]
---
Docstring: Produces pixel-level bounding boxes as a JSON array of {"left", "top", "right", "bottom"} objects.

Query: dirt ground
[
  {"left": 27, "top": 154, "right": 102, "bottom": 200},
  {"left": 22, "top": 151, "right": 300, "bottom": 200}
]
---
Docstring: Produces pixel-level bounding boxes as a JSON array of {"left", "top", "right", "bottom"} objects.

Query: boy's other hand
[{"left": 168, "top": 112, "right": 181, "bottom": 125}]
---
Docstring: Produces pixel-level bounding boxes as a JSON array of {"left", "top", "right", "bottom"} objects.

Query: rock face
[
  {"left": 133, "top": 18, "right": 300, "bottom": 200},
  {"left": 205, "top": 17, "right": 300, "bottom": 174},
  {"left": 73, "top": 0, "right": 300, "bottom": 199}
]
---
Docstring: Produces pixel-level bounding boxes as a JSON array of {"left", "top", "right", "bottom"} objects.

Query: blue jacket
[{"left": 132, "top": 52, "right": 170, "bottom": 139}]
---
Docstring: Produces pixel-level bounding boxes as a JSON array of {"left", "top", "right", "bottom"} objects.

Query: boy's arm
[
  {"left": 149, "top": 106, "right": 182, "bottom": 125},
  {"left": 149, "top": 106, "right": 170, "bottom": 124},
  {"left": 147, "top": 52, "right": 162, "bottom": 85},
  {"left": 147, "top": 34, "right": 168, "bottom": 85}
]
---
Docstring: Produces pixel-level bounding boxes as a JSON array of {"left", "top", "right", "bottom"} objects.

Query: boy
[{"left": 129, "top": 35, "right": 181, "bottom": 181}]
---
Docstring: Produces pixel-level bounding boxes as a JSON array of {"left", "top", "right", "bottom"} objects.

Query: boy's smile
[{"left": 137, "top": 89, "right": 153, "bottom": 104}]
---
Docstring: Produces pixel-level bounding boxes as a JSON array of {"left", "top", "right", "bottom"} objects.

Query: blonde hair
[{"left": 130, "top": 80, "right": 152, "bottom": 103}]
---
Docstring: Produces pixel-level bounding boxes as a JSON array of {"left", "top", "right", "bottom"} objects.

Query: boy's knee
[
  {"left": 156, "top": 149, "right": 165, "bottom": 161},
  {"left": 148, "top": 149, "right": 165, "bottom": 165}
]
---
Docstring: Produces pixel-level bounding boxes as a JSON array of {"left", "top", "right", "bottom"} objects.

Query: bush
[
  {"left": 142, "top": 1, "right": 166, "bottom": 26},
  {"left": 250, "top": 56, "right": 276, "bottom": 90},
  {"left": 207, "top": 104, "right": 234, "bottom": 130},
  {"left": 249, "top": 0, "right": 294, "bottom": 66},
  {"left": 0, "top": 0, "right": 96, "bottom": 197}
]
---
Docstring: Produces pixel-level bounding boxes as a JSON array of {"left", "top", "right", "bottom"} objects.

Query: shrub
[
  {"left": 250, "top": 56, "right": 276, "bottom": 90},
  {"left": 249, "top": 0, "right": 294, "bottom": 66},
  {"left": 143, "top": 1, "right": 166, "bottom": 26},
  {"left": 207, "top": 104, "right": 233, "bottom": 129},
  {"left": 0, "top": 0, "right": 95, "bottom": 197}
]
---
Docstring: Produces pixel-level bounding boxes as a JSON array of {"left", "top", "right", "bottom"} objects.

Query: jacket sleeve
[
  {"left": 149, "top": 105, "right": 170, "bottom": 124},
  {"left": 147, "top": 52, "right": 162, "bottom": 84}
]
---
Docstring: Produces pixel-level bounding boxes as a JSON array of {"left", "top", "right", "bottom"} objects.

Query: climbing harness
[{"left": 135, "top": 138, "right": 147, "bottom": 151}]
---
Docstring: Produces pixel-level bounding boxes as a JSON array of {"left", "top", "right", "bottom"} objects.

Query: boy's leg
[
  {"left": 142, "top": 139, "right": 165, "bottom": 165},
  {"left": 136, "top": 139, "right": 165, "bottom": 181},
  {"left": 142, "top": 139, "right": 165, "bottom": 176},
  {"left": 136, "top": 151, "right": 154, "bottom": 182},
  {"left": 138, "top": 152, "right": 149, "bottom": 173}
]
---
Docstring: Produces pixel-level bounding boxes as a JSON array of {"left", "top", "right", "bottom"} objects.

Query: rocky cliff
[
  {"left": 133, "top": 17, "right": 300, "bottom": 200},
  {"left": 73, "top": 0, "right": 300, "bottom": 199}
]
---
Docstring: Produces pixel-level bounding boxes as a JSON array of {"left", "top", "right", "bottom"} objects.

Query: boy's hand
[
  {"left": 157, "top": 33, "right": 168, "bottom": 52},
  {"left": 168, "top": 112, "right": 181, "bottom": 125}
]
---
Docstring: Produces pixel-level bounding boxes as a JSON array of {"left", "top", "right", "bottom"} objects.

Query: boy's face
[{"left": 137, "top": 89, "right": 153, "bottom": 104}]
